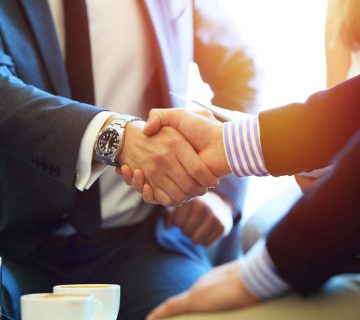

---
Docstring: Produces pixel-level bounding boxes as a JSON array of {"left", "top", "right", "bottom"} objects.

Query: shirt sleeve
[
  {"left": 223, "top": 116, "right": 269, "bottom": 177},
  {"left": 75, "top": 111, "right": 117, "bottom": 191},
  {"left": 239, "top": 238, "right": 290, "bottom": 299}
]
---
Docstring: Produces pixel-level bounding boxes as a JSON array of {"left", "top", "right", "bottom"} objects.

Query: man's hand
[
  {"left": 119, "top": 165, "right": 233, "bottom": 244},
  {"left": 165, "top": 193, "right": 233, "bottom": 246},
  {"left": 118, "top": 121, "right": 219, "bottom": 206},
  {"left": 144, "top": 108, "right": 232, "bottom": 178},
  {"left": 146, "top": 260, "right": 259, "bottom": 320}
]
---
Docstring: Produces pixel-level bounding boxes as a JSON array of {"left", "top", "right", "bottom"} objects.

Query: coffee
[
  {"left": 60, "top": 284, "right": 112, "bottom": 289},
  {"left": 42, "top": 293, "right": 89, "bottom": 299}
]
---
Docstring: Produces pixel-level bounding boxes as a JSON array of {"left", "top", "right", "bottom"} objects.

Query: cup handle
[{"left": 93, "top": 298, "right": 103, "bottom": 320}]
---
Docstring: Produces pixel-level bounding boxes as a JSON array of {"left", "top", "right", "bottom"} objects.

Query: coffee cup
[
  {"left": 53, "top": 284, "right": 120, "bottom": 320},
  {"left": 21, "top": 293, "right": 101, "bottom": 320}
]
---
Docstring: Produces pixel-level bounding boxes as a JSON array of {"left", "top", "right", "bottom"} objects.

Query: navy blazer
[
  {"left": 0, "top": 0, "right": 256, "bottom": 257},
  {"left": 259, "top": 76, "right": 360, "bottom": 294}
]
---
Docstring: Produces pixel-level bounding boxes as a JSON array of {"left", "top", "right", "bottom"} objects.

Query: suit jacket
[
  {"left": 259, "top": 75, "right": 360, "bottom": 294},
  {"left": 0, "top": 0, "right": 256, "bottom": 258}
]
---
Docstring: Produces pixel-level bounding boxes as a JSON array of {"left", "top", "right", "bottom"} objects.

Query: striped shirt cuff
[
  {"left": 223, "top": 116, "right": 269, "bottom": 177},
  {"left": 239, "top": 239, "right": 290, "bottom": 299}
]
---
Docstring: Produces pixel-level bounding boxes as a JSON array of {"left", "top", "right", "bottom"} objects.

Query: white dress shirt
[
  {"left": 48, "top": 0, "right": 156, "bottom": 228},
  {"left": 48, "top": 0, "right": 233, "bottom": 233}
]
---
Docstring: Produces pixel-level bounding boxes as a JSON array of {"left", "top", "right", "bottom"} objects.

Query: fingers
[
  {"left": 162, "top": 153, "right": 209, "bottom": 196},
  {"left": 167, "top": 203, "right": 191, "bottom": 229},
  {"left": 203, "top": 225, "right": 224, "bottom": 246},
  {"left": 190, "top": 215, "right": 217, "bottom": 245},
  {"left": 119, "top": 165, "right": 133, "bottom": 185},
  {"left": 143, "top": 184, "right": 159, "bottom": 204},
  {"left": 143, "top": 109, "right": 183, "bottom": 137},
  {"left": 131, "top": 169, "right": 145, "bottom": 192},
  {"left": 175, "top": 141, "right": 219, "bottom": 189},
  {"left": 153, "top": 186, "right": 180, "bottom": 207},
  {"left": 166, "top": 199, "right": 223, "bottom": 245},
  {"left": 146, "top": 293, "right": 190, "bottom": 320}
]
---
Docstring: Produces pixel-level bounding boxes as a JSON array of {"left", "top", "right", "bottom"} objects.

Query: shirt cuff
[
  {"left": 223, "top": 116, "right": 269, "bottom": 177},
  {"left": 75, "top": 111, "right": 117, "bottom": 191},
  {"left": 239, "top": 238, "right": 290, "bottom": 299}
]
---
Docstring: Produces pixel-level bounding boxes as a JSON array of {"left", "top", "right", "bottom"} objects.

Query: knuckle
[
  {"left": 167, "top": 137, "right": 180, "bottom": 148},
  {"left": 162, "top": 198, "right": 174, "bottom": 207},
  {"left": 191, "top": 235, "right": 200, "bottom": 244},
  {"left": 190, "top": 163, "right": 203, "bottom": 177},
  {"left": 154, "top": 152, "right": 170, "bottom": 165},
  {"left": 197, "top": 187, "right": 207, "bottom": 196},
  {"left": 172, "top": 192, "right": 185, "bottom": 204},
  {"left": 182, "top": 181, "right": 197, "bottom": 195}
]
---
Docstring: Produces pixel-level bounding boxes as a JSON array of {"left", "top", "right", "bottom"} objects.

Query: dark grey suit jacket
[
  {"left": 259, "top": 75, "right": 360, "bottom": 294},
  {"left": 0, "top": 0, "right": 257, "bottom": 257}
]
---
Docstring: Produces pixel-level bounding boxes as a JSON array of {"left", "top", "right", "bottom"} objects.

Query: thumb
[
  {"left": 146, "top": 293, "right": 190, "bottom": 320},
  {"left": 143, "top": 109, "right": 182, "bottom": 136},
  {"left": 143, "top": 109, "right": 162, "bottom": 136}
]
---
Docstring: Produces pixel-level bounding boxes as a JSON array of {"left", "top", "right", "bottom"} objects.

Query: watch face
[{"left": 98, "top": 128, "right": 121, "bottom": 157}]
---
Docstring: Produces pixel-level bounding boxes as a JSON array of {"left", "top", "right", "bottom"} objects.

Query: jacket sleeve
[
  {"left": 0, "top": 50, "right": 106, "bottom": 187},
  {"left": 259, "top": 75, "right": 360, "bottom": 176},
  {"left": 266, "top": 128, "right": 360, "bottom": 295},
  {"left": 193, "top": 0, "right": 259, "bottom": 113}
]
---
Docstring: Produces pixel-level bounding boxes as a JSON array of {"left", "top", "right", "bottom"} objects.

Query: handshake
[{"left": 116, "top": 108, "right": 232, "bottom": 207}]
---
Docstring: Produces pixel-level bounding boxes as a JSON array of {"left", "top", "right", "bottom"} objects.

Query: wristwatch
[{"left": 95, "top": 115, "right": 141, "bottom": 166}]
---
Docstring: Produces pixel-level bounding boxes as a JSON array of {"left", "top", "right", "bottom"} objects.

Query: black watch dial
[{"left": 98, "top": 128, "right": 121, "bottom": 157}]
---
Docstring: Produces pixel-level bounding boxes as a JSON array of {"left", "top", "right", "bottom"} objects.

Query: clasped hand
[{"left": 116, "top": 109, "right": 231, "bottom": 207}]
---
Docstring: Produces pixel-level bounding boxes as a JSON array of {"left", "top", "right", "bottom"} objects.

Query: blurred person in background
[{"left": 296, "top": 0, "right": 360, "bottom": 192}]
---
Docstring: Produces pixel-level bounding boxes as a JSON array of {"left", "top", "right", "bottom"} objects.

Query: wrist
[
  {"left": 117, "top": 120, "right": 145, "bottom": 164},
  {"left": 92, "top": 115, "right": 120, "bottom": 162},
  {"left": 94, "top": 115, "right": 142, "bottom": 166}
]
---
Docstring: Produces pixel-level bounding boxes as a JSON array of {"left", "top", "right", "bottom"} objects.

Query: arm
[
  {"left": 0, "top": 64, "right": 105, "bottom": 187},
  {"left": 193, "top": 0, "right": 258, "bottom": 112},
  {"left": 125, "top": 75, "right": 360, "bottom": 203},
  {"left": 146, "top": 123, "right": 360, "bottom": 320},
  {"left": 0, "top": 51, "right": 218, "bottom": 199},
  {"left": 325, "top": 0, "right": 351, "bottom": 88},
  {"left": 259, "top": 75, "right": 360, "bottom": 175},
  {"left": 267, "top": 127, "right": 360, "bottom": 294}
]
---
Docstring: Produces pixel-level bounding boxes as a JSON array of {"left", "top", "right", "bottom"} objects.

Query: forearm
[
  {"left": 0, "top": 71, "right": 106, "bottom": 186},
  {"left": 266, "top": 129, "right": 360, "bottom": 295},
  {"left": 194, "top": 0, "right": 258, "bottom": 113},
  {"left": 259, "top": 75, "right": 360, "bottom": 176}
]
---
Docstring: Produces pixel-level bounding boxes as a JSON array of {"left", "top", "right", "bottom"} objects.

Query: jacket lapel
[
  {"left": 142, "top": 0, "right": 193, "bottom": 107},
  {"left": 142, "top": 0, "right": 171, "bottom": 106},
  {"left": 19, "top": 0, "right": 71, "bottom": 97}
]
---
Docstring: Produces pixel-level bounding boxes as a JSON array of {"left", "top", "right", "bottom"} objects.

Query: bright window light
[{"left": 188, "top": 0, "right": 328, "bottom": 219}]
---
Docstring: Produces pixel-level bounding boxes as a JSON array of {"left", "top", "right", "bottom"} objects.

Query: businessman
[
  {"left": 0, "top": 1, "right": 257, "bottom": 319},
  {"left": 122, "top": 75, "right": 360, "bottom": 318}
]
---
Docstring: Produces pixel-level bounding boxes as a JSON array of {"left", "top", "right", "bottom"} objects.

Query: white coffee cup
[
  {"left": 21, "top": 293, "right": 101, "bottom": 320},
  {"left": 53, "top": 284, "right": 120, "bottom": 320}
]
